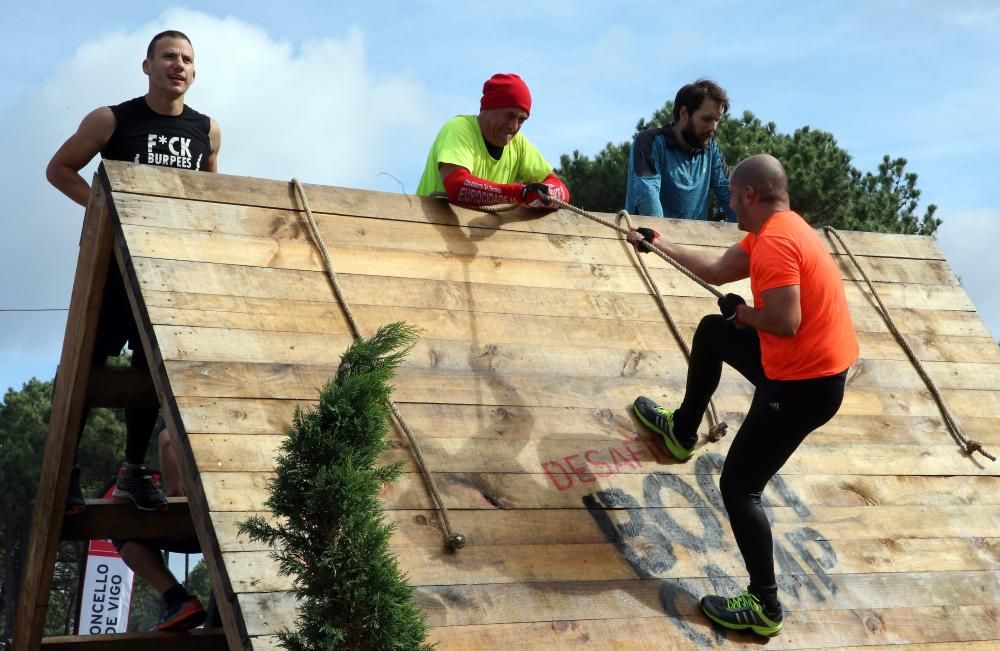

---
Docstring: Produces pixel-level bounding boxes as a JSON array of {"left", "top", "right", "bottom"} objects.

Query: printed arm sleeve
[
  {"left": 625, "top": 138, "right": 663, "bottom": 216},
  {"left": 442, "top": 167, "right": 525, "bottom": 206},
  {"left": 710, "top": 143, "right": 737, "bottom": 223}
]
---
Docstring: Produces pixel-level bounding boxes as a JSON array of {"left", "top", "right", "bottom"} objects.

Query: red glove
[
  {"left": 542, "top": 172, "right": 569, "bottom": 203},
  {"left": 443, "top": 168, "right": 523, "bottom": 206},
  {"left": 521, "top": 182, "right": 552, "bottom": 207},
  {"left": 522, "top": 173, "right": 570, "bottom": 208}
]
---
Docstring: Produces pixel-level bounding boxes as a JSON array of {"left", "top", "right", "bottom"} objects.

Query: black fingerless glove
[
  {"left": 718, "top": 293, "right": 746, "bottom": 321},
  {"left": 632, "top": 227, "right": 660, "bottom": 253}
]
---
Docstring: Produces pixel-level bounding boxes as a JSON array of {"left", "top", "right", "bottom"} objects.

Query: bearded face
[{"left": 678, "top": 99, "right": 724, "bottom": 150}]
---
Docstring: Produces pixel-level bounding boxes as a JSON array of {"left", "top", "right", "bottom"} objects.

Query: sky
[{"left": 1, "top": 0, "right": 999, "bottom": 396}]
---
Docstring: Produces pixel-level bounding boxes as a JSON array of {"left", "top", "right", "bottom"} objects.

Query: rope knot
[
  {"left": 964, "top": 440, "right": 996, "bottom": 462},
  {"left": 708, "top": 422, "right": 728, "bottom": 442}
]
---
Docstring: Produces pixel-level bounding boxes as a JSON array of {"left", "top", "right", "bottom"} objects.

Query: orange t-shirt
[{"left": 738, "top": 211, "right": 859, "bottom": 380}]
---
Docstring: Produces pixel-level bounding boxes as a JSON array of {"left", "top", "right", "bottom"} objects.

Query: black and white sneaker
[
  {"left": 701, "top": 589, "right": 783, "bottom": 637},
  {"left": 633, "top": 396, "right": 695, "bottom": 461},
  {"left": 112, "top": 464, "right": 168, "bottom": 512}
]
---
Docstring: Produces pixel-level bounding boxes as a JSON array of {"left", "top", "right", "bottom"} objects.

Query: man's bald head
[{"left": 731, "top": 154, "right": 789, "bottom": 204}]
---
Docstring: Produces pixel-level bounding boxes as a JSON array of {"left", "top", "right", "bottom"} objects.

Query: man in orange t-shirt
[{"left": 626, "top": 154, "right": 858, "bottom": 637}]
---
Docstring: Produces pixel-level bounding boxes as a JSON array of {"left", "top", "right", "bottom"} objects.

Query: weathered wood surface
[
  {"left": 238, "top": 571, "right": 1000, "bottom": 644},
  {"left": 119, "top": 217, "right": 960, "bottom": 286},
  {"left": 95, "top": 162, "right": 1000, "bottom": 650},
  {"left": 183, "top": 431, "right": 995, "bottom": 478},
  {"left": 104, "top": 166, "right": 944, "bottom": 259},
  {"left": 199, "top": 471, "right": 1000, "bottom": 518},
  {"left": 175, "top": 397, "right": 1000, "bottom": 446},
  {"left": 15, "top": 181, "right": 116, "bottom": 651}
]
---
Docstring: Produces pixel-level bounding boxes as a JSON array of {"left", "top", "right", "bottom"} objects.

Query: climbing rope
[
  {"left": 478, "top": 197, "right": 728, "bottom": 442},
  {"left": 291, "top": 179, "right": 467, "bottom": 551},
  {"left": 612, "top": 208, "right": 728, "bottom": 442},
  {"left": 823, "top": 226, "right": 994, "bottom": 462}
]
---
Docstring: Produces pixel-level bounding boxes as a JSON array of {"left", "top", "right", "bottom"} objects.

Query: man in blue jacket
[{"left": 625, "top": 79, "right": 735, "bottom": 222}]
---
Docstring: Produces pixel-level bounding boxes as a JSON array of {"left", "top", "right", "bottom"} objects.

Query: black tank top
[{"left": 101, "top": 96, "right": 212, "bottom": 170}]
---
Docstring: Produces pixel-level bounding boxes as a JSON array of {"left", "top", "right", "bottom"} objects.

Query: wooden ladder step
[
  {"left": 61, "top": 498, "right": 195, "bottom": 541},
  {"left": 86, "top": 367, "right": 158, "bottom": 409},
  {"left": 39, "top": 628, "right": 226, "bottom": 650}
]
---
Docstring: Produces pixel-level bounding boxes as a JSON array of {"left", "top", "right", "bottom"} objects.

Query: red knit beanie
[{"left": 480, "top": 73, "right": 532, "bottom": 115}]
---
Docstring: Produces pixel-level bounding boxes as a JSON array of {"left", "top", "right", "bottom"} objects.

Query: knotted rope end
[
  {"left": 445, "top": 533, "right": 467, "bottom": 551},
  {"left": 964, "top": 440, "right": 996, "bottom": 462},
  {"left": 708, "top": 421, "right": 729, "bottom": 442}
]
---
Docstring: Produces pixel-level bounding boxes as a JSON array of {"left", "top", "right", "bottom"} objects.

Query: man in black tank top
[{"left": 46, "top": 30, "right": 221, "bottom": 632}]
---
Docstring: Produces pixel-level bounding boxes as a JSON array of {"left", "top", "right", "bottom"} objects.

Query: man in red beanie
[{"left": 416, "top": 73, "right": 569, "bottom": 208}]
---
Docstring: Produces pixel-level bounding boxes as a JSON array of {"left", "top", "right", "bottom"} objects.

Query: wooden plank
[
  {"left": 185, "top": 429, "right": 995, "bottom": 477},
  {"left": 15, "top": 179, "right": 115, "bottom": 650},
  {"left": 131, "top": 256, "right": 977, "bottom": 316},
  {"left": 125, "top": 240, "right": 966, "bottom": 318},
  {"left": 423, "top": 605, "right": 1000, "bottom": 649},
  {"left": 374, "top": 471, "right": 1000, "bottom": 510},
  {"left": 120, "top": 216, "right": 959, "bottom": 286},
  {"left": 239, "top": 571, "right": 999, "bottom": 623},
  {"left": 240, "top": 569, "right": 998, "bottom": 641},
  {"left": 223, "top": 536, "right": 999, "bottom": 593},
  {"left": 150, "top": 323, "right": 1000, "bottom": 391},
  {"left": 60, "top": 498, "right": 193, "bottom": 541},
  {"left": 834, "top": 644, "right": 1000, "bottom": 651},
  {"left": 377, "top": 507, "right": 1000, "bottom": 547},
  {"left": 201, "top": 469, "right": 1000, "bottom": 523},
  {"left": 208, "top": 505, "right": 1000, "bottom": 554},
  {"left": 147, "top": 300, "right": 999, "bottom": 372},
  {"left": 175, "top": 397, "right": 1000, "bottom": 447},
  {"left": 117, "top": 191, "right": 948, "bottom": 262},
  {"left": 85, "top": 366, "right": 159, "bottom": 408},
  {"left": 40, "top": 629, "right": 226, "bottom": 650},
  {"left": 143, "top": 286, "right": 995, "bottom": 339},
  {"left": 163, "top": 360, "right": 1000, "bottom": 424},
  {"left": 104, "top": 163, "right": 946, "bottom": 259},
  {"left": 239, "top": 580, "right": 999, "bottom": 645}
]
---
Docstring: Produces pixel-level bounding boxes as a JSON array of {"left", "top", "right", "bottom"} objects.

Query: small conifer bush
[{"left": 238, "top": 322, "right": 432, "bottom": 650}]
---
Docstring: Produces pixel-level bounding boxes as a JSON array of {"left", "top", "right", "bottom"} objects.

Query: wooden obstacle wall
[{"left": 38, "top": 160, "right": 1000, "bottom": 649}]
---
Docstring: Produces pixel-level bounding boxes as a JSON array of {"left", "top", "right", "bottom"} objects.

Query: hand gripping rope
[{"left": 292, "top": 180, "right": 467, "bottom": 551}]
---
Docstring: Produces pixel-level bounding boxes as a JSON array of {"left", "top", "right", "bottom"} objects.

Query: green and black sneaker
[
  {"left": 633, "top": 396, "right": 694, "bottom": 461},
  {"left": 700, "top": 590, "right": 783, "bottom": 637}
]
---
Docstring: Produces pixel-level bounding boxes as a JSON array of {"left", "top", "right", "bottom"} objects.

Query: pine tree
[{"left": 238, "top": 322, "right": 431, "bottom": 650}]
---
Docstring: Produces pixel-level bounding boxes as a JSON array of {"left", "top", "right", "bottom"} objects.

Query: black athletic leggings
[
  {"left": 75, "top": 262, "right": 158, "bottom": 465},
  {"left": 673, "top": 315, "right": 847, "bottom": 602}
]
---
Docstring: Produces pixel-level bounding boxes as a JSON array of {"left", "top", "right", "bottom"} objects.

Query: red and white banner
[
  {"left": 77, "top": 539, "right": 134, "bottom": 634},
  {"left": 76, "top": 481, "right": 135, "bottom": 634}
]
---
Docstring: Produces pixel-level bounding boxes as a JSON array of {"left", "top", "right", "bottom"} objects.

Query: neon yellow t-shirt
[{"left": 416, "top": 115, "right": 554, "bottom": 196}]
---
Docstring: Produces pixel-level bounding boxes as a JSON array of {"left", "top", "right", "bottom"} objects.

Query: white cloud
[
  {"left": 936, "top": 209, "right": 1000, "bottom": 340},
  {"left": 0, "top": 9, "right": 435, "bottom": 391}
]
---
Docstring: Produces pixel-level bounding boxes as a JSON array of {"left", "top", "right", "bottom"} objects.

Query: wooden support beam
[
  {"left": 39, "top": 628, "right": 226, "bottom": 650},
  {"left": 85, "top": 367, "right": 158, "bottom": 408},
  {"left": 15, "top": 179, "right": 116, "bottom": 650},
  {"left": 60, "top": 498, "right": 194, "bottom": 541},
  {"left": 102, "top": 162, "right": 251, "bottom": 650}
]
